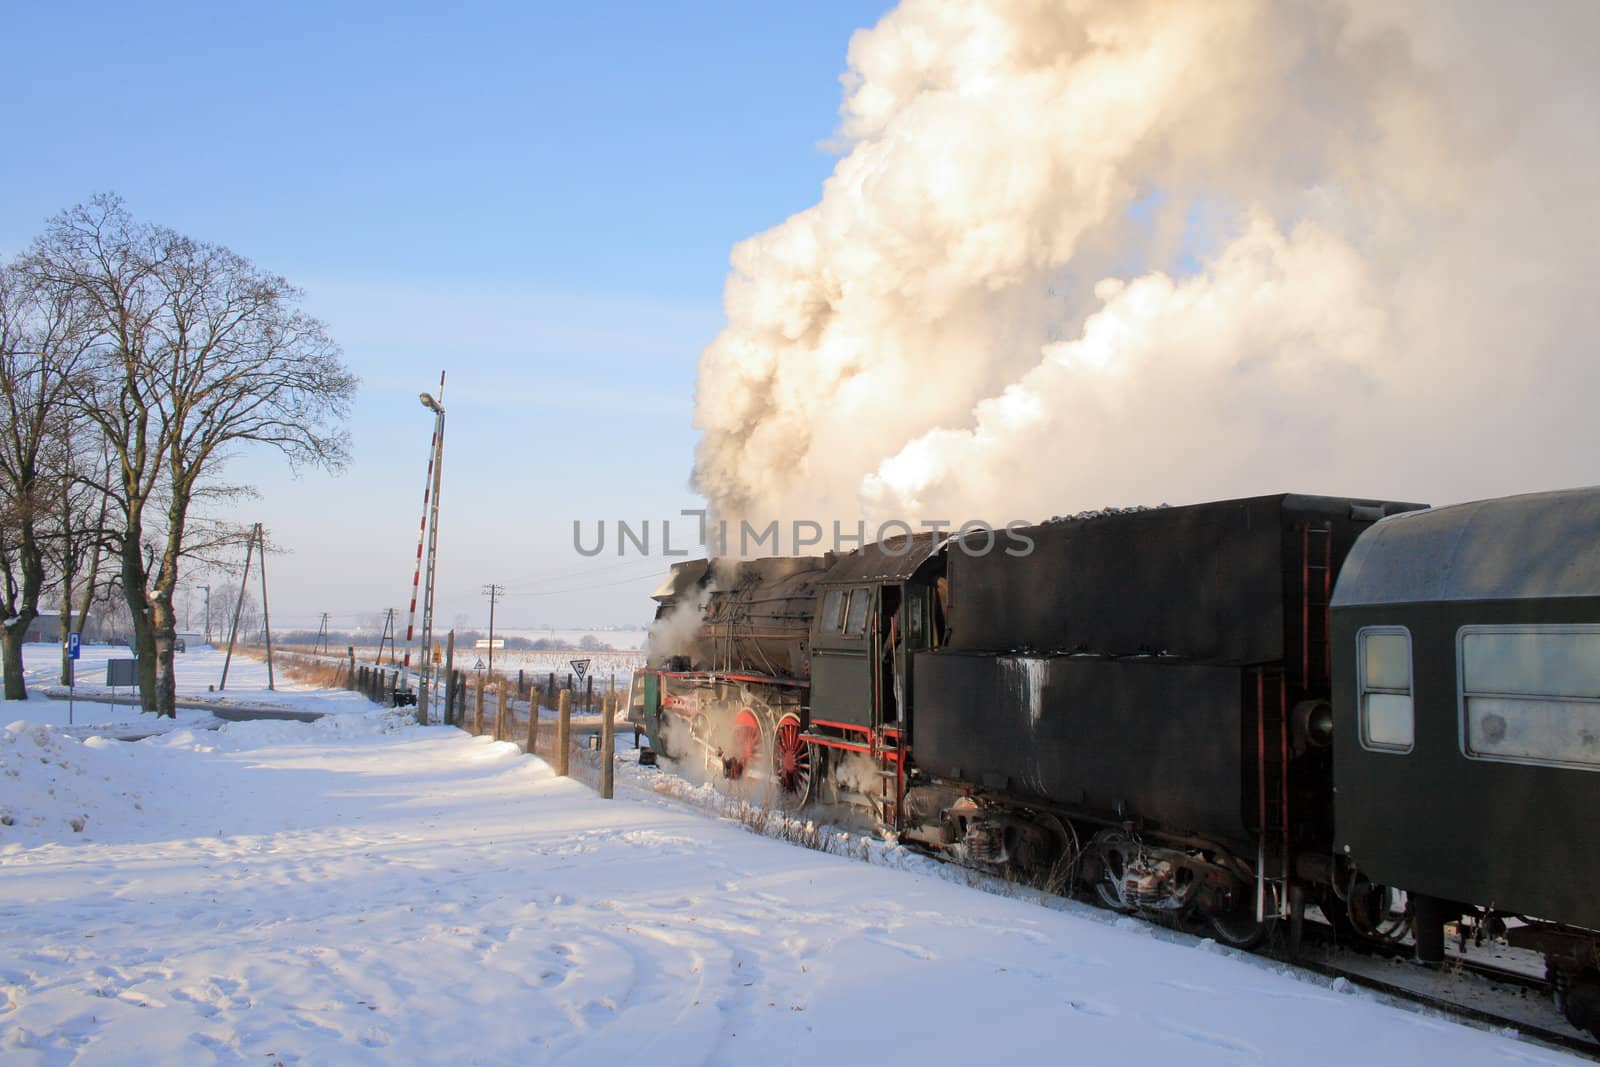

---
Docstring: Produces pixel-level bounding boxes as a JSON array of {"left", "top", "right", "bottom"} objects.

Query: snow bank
[
  {"left": 0, "top": 721, "right": 151, "bottom": 846},
  {"left": 147, "top": 707, "right": 418, "bottom": 755}
]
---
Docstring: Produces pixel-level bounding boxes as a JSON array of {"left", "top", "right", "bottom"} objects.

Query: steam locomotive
[{"left": 632, "top": 489, "right": 1600, "bottom": 1039}]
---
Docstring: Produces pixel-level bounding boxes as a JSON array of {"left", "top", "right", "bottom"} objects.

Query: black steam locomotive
[{"left": 633, "top": 489, "right": 1600, "bottom": 1038}]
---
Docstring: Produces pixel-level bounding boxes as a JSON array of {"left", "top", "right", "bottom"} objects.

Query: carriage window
[
  {"left": 1359, "top": 627, "right": 1413, "bottom": 752},
  {"left": 820, "top": 590, "right": 845, "bottom": 633},
  {"left": 1459, "top": 625, "right": 1600, "bottom": 770},
  {"left": 843, "top": 588, "right": 871, "bottom": 635}
]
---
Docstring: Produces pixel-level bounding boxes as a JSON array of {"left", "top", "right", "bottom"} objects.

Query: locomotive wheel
[
  {"left": 727, "top": 707, "right": 762, "bottom": 781},
  {"left": 1209, "top": 909, "right": 1275, "bottom": 949},
  {"left": 1332, "top": 878, "right": 1411, "bottom": 945},
  {"left": 770, "top": 714, "right": 814, "bottom": 812},
  {"left": 1091, "top": 832, "right": 1135, "bottom": 912}
]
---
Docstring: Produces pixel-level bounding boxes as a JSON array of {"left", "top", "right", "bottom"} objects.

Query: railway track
[{"left": 1265, "top": 922, "right": 1595, "bottom": 1058}]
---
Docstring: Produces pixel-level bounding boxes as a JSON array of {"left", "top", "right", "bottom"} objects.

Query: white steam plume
[
  {"left": 693, "top": 0, "right": 1600, "bottom": 528},
  {"left": 646, "top": 583, "right": 712, "bottom": 666}
]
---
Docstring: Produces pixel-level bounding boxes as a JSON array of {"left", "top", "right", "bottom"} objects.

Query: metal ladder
[
  {"left": 1300, "top": 523, "right": 1333, "bottom": 689},
  {"left": 1255, "top": 668, "right": 1291, "bottom": 921}
]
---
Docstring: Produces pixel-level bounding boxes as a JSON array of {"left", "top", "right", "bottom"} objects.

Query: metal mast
[{"left": 417, "top": 379, "right": 447, "bottom": 719}]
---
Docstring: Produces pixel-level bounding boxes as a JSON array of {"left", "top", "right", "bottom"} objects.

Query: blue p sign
[{"left": 67, "top": 632, "right": 81, "bottom": 660}]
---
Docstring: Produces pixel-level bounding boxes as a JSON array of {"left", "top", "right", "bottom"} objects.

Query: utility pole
[
  {"left": 376, "top": 608, "right": 397, "bottom": 665},
  {"left": 482, "top": 584, "right": 503, "bottom": 675},
  {"left": 202, "top": 585, "right": 211, "bottom": 645},
  {"left": 413, "top": 378, "right": 447, "bottom": 723},
  {"left": 220, "top": 523, "right": 275, "bottom": 691},
  {"left": 315, "top": 612, "right": 330, "bottom": 655}
]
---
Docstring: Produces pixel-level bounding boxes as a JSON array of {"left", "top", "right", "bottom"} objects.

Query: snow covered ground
[
  {"left": 0, "top": 655, "right": 1586, "bottom": 1064},
  {"left": 6, "top": 643, "right": 378, "bottom": 730}
]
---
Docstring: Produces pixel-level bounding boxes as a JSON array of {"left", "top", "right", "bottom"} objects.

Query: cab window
[
  {"left": 820, "top": 590, "right": 845, "bottom": 633},
  {"left": 843, "top": 588, "right": 871, "bottom": 635}
]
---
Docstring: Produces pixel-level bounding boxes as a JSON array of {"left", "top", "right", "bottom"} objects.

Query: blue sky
[{"left": 3, "top": 1, "right": 896, "bottom": 636}]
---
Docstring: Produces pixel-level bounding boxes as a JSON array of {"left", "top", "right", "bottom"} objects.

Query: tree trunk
[
  {"left": 2, "top": 513, "right": 44, "bottom": 701},
  {"left": 149, "top": 487, "right": 193, "bottom": 721},
  {"left": 57, "top": 588, "right": 74, "bottom": 686},
  {"left": 120, "top": 540, "right": 157, "bottom": 714},
  {"left": 1, "top": 612, "right": 35, "bottom": 701},
  {"left": 150, "top": 591, "right": 178, "bottom": 719}
]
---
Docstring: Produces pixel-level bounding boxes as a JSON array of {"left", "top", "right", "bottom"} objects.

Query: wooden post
[
  {"left": 347, "top": 646, "right": 356, "bottom": 690},
  {"left": 473, "top": 674, "right": 485, "bottom": 735},
  {"left": 525, "top": 687, "right": 539, "bottom": 756},
  {"left": 555, "top": 690, "right": 572, "bottom": 777},
  {"left": 600, "top": 692, "right": 615, "bottom": 799},
  {"left": 443, "top": 631, "right": 456, "bottom": 726},
  {"left": 495, "top": 684, "right": 509, "bottom": 741},
  {"left": 547, "top": 672, "right": 555, "bottom": 706}
]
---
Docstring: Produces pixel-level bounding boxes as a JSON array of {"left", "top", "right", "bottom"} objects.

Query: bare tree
[
  {"left": 42, "top": 426, "right": 116, "bottom": 684},
  {"left": 30, "top": 195, "right": 357, "bottom": 716},
  {"left": 0, "top": 260, "right": 94, "bottom": 699}
]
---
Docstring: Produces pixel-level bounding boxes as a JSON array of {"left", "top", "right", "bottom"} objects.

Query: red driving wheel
[{"left": 772, "top": 715, "right": 813, "bottom": 810}]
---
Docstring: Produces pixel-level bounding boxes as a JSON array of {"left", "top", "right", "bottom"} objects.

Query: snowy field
[
  {"left": 4, "top": 643, "right": 375, "bottom": 731},
  {"left": 295, "top": 646, "right": 643, "bottom": 693},
  {"left": 0, "top": 657, "right": 1586, "bottom": 1064}
]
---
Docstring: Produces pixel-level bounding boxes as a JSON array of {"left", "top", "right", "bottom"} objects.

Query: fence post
[
  {"left": 547, "top": 672, "right": 555, "bottom": 707},
  {"left": 443, "top": 631, "right": 456, "bottom": 726},
  {"left": 495, "top": 684, "right": 509, "bottom": 742},
  {"left": 556, "top": 690, "right": 572, "bottom": 777},
  {"left": 525, "top": 685, "right": 540, "bottom": 756},
  {"left": 600, "top": 692, "right": 615, "bottom": 799},
  {"left": 347, "top": 646, "right": 356, "bottom": 690},
  {"left": 473, "top": 674, "right": 485, "bottom": 735}
]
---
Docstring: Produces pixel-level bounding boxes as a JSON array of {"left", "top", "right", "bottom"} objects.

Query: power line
[
  {"left": 506, "top": 572, "right": 668, "bottom": 599},
  {"left": 500, "top": 554, "right": 673, "bottom": 590}
]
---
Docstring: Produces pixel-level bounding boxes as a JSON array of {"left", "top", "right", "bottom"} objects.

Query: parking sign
[{"left": 67, "top": 632, "right": 81, "bottom": 660}]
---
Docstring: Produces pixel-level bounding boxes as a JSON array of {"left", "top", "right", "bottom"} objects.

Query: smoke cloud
[
  {"left": 645, "top": 583, "right": 712, "bottom": 665},
  {"left": 692, "top": 0, "right": 1600, "bottom": 528}
]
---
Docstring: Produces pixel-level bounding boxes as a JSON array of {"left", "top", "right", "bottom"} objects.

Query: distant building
[{"left": 21, "top": 612, "right": 102, "bottom": 644}]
